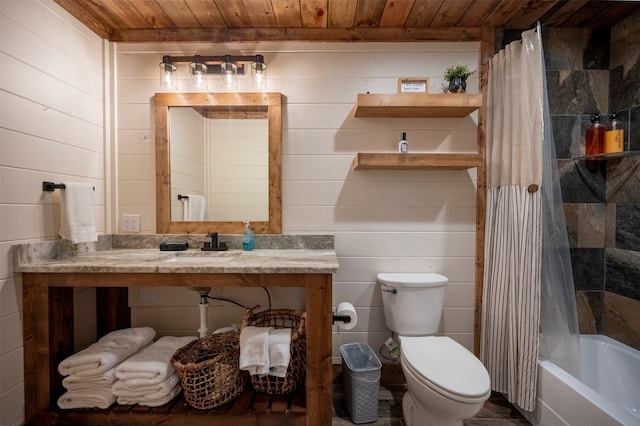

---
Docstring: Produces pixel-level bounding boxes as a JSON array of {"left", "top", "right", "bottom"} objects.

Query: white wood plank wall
[
  {"left": 169, "top": 107, "right": 205, "bottom": 220},
  {"left": 118, "top": 41, "right": 480, "bottom": 362},
  {"left": 207, "top": 118, "right": 269, "bottom": 221},
  {"left": 0, "top": 1, "right": 105, "bottom": 424}
]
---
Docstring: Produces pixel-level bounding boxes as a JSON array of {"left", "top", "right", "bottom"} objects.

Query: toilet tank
[{"left": 378, "top": 273, "right": 447, "bottom": 335}]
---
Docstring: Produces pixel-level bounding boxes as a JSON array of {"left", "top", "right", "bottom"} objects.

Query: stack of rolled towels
[
  {"left": 57, "top": 327, "right": 156, "bottom": 409},
  {"left": 239, "top": 326, "right": 291, "bottom": 377},
  {"left": 57, "top": 327, "right": 196, "bottom": 409},
  {"left": 112, "top": 335, "right": 195, "bottom": 406}
]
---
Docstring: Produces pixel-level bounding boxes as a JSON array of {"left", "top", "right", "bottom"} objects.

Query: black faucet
[{"left": 201, "top": 232, "right": 228, "bottom": 251}]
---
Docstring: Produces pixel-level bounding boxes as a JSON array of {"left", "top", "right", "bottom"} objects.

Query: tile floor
[{"left": 332, "top": 364, "right": 531, "bottom": 425}]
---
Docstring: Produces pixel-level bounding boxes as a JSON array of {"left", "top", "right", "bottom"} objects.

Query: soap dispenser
[
  {"left": 586, "top": 113, "right": 605, "bottom": 156},
  {"left": 242, "top": 221, "right": 254, "bottom": 251},
  {"left": 604, "top": 111, "right": 624, "bottom": 153}
]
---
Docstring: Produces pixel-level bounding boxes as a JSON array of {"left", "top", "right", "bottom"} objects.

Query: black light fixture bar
[{"left": 165, "top": 55, "right": 260, "bottom": 75}]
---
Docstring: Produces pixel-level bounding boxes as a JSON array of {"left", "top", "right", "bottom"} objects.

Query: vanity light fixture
[
  {"left": 159, "top": 55, "right": 177, "bottom": 90},
  {"left": 251, "top": 54, "right": 267, "bottom": 89},
  {"left": 190, "top": 55, "right": 208, "bottom": 89},
  {"left": 220, "top": 54, "right": 238, "bottom": 89},
  {"left": 158, "top": 54, "right": 268, "bottom": 90}
]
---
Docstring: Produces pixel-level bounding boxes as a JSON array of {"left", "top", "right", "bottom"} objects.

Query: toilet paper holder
[
  {"left": 333, "top": 301, "right": 357, "bottom": 330},
  {"left": 332, "top": 314, "right": 352, "bottom": 325}
]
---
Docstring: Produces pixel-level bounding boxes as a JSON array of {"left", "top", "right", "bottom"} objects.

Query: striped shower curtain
[{"left": 480, "top": 28, "right": 544, "bottom": 412}]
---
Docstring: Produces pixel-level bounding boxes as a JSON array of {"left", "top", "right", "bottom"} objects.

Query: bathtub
[{"left": 524, "top": 335, "right": 640, "bottom": 426}]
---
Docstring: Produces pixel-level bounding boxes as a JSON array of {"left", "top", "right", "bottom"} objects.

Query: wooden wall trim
[
  {"left": 112, "top": 27, "right": 482, "bottom": 43},
  {"left": 474, "top": 26, "right": 494, "bottom": 356}
]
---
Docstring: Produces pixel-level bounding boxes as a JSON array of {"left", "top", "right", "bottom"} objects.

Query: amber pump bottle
[
  {"left": 586, "top": 113, "right": 605, "bottom": 156},
  {"left": 604, "top": 111, "right": 624, "bottom": 153}
]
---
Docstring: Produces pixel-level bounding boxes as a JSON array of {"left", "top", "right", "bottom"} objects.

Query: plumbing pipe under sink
[{"left": 196, "top": 288, "right": 210, "bottom": 337}]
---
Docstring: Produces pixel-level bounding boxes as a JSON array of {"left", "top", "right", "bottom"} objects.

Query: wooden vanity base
[
  {"left": 37, "top": 390, "right": 307, "bottom": 426},
  {"left": 23, "top": 272, "right": 333, "bottom": 426}
]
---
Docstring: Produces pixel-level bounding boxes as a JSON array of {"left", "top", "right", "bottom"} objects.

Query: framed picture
[{"left": 398, "top": 77, "right": 428, "bottom": 93}]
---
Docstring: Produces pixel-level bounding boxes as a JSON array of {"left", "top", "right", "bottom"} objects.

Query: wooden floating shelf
[
  {"left": 352, "top": 153, "right": 482, "bottom": 170},
  {"left": 354, "top": 93, "right": 482, "bottom": 118}
]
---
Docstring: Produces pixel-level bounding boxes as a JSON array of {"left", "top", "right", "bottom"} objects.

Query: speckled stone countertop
[{"left": 14, "top": 234, "right": 339, "bottom": 274}]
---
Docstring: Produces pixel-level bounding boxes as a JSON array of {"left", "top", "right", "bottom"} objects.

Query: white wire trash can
[{"left": 340, "top": 342, "right": 382, "bottom": 424}]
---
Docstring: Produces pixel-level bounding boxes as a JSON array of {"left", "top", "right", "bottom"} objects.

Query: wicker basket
[
  {"left": 241, "top": 308, "right": 306, "bottom": 395},
  {"left": 171, "top": 332, "right": 247, "bottom": 409}
]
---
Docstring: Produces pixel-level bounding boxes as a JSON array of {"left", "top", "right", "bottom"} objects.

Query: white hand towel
[
  {"left": 112, "top": 374, "right": 179, "bottom": 398},
  {"left": 115, "top": 336, "right": 195, "bottom": 385},
  {"left": 239, "top": 326, "right": 273, "bottom": 375},
  {"left": 58, "top": 327, "right": 156, "bottom": 377},
  {"left": 57, "top": 387, "right": 116, "bottom": 409},
  {"left": 186, "top": 194, "right": 205, "bottom": 221},
  {"left": 182, "top": 198, "right": 189, "bottom": 220},
  {"left": 59, "top": 182, "right": 97, "bottom": 244},
  {"left": 62, "top": 367, "right": 117, "bottom": 391},
  {"left": 116, "top": 384, "right": 182, "bottom": 407},
  {"left": 268, "top": 328, "right": 292, "bottom": 378}
]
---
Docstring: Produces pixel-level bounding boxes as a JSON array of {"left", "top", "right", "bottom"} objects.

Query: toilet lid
[{"left": 400, "top": 336, "right": 490, "bottom": 400}]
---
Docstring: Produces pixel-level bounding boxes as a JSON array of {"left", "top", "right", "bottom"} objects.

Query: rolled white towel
[
  {"left": 116, "top": 384, "right": 182, "bottom": 407},
  {"left": 268, "top": 328, "right": 292, "bottom": 378},
  {"left": 112, "top": 374, "right": 179, "bottom": 398},
  {"left": 239, "top": 326, "right": 273, "bottom": 376},
  {"left": 59, "top": 327, "right": 155, "bottom": 377},
  {"left": 57, "top": 387, "right": 116, "bottom": 409},
  {"left": 115, "top": 336, "right": 195, "bottom": 385},
  {"left": 62, "top": 367, "right": 117, "bottom": 391}
]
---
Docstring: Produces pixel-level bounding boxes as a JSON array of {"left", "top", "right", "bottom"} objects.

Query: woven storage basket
[
  {"left": 241, "top": 308, "right": 306, "bottom": 395},
  {"left": 171, "top": 332, "right": 247, "bottom": 409}
]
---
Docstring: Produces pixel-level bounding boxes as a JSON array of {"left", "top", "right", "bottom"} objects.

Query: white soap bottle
[{"left": 399, "top": 132, "right": 408, "bottom": 153}]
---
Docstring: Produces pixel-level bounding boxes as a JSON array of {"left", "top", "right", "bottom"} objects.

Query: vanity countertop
[{"left": 15, "top": 248, "right": 339, "bottom": 274}]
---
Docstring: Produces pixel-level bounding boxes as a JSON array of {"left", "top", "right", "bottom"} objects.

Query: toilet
[{"left": 378, "top": 273, "right": 491, "bottom": 426}]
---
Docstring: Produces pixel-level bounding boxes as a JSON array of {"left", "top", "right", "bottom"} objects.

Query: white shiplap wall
[
  {"left": 0, "top": 1, "right": 105, "bottom": 424},
  {"left": 117, "top": 42, "right": 479, "bottom": 362},
  {"left": 207, "top": 118, "right": 269, "bottom": 222},
  {"left": 169, "top": 107, "right": 205, "bottom": 220}
]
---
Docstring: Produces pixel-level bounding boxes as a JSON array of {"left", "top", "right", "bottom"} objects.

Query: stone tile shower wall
[
  {"left": 500, "top": 9, "right": 640, "bottom": 351},
  {"left": 602, "top": 12, "right": 640, "bottom": 349}
]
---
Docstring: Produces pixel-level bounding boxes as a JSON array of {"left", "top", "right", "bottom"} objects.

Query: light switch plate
[{"left": 121, "top": 214, "right": 141, "bottom": 233}]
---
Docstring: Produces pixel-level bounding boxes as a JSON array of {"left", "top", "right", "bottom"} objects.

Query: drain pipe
[{"left": 197, "top": 289, "right": 210, "bottom": 337}]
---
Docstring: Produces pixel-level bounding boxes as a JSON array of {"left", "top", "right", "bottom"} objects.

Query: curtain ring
[{"left": 527, "top": 184, "right": 539, "bottom": 193}]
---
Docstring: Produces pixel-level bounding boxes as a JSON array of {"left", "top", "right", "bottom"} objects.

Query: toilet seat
[{"left": 400, "top": 336, "right": 490, "bottom": 403}]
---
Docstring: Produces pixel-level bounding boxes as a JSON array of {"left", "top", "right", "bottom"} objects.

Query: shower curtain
[
  {"left": 480, "top": 27, "right": 544, "bottom": 412},
  {"left": 482, "top": 25, "right": 581, "bottom": 412}
]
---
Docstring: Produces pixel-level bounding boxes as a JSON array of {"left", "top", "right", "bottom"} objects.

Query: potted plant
[{"left": 443, "top": 63, "right": 475, "bottom": 93}]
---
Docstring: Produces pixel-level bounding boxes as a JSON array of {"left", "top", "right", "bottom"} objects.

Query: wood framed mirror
[{"left": 155, "top": 92, "right": 282, "bottom": 234}]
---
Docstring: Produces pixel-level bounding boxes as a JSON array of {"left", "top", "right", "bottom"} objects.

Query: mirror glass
[
  {"left": 155, "top": 92, "right": 282, "bottom": 234},
  {"left": 169, "top": 106, "right": 269, "bottom": 222}
]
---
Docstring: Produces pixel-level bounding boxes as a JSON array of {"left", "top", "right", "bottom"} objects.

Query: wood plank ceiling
[{"left": 55, "top": 0, "right": 640, "bottom": 42}]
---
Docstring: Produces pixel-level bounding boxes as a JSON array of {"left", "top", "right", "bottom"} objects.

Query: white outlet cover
[{"left": 122, "top": 214, "right": 141, "bottom": 232}]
